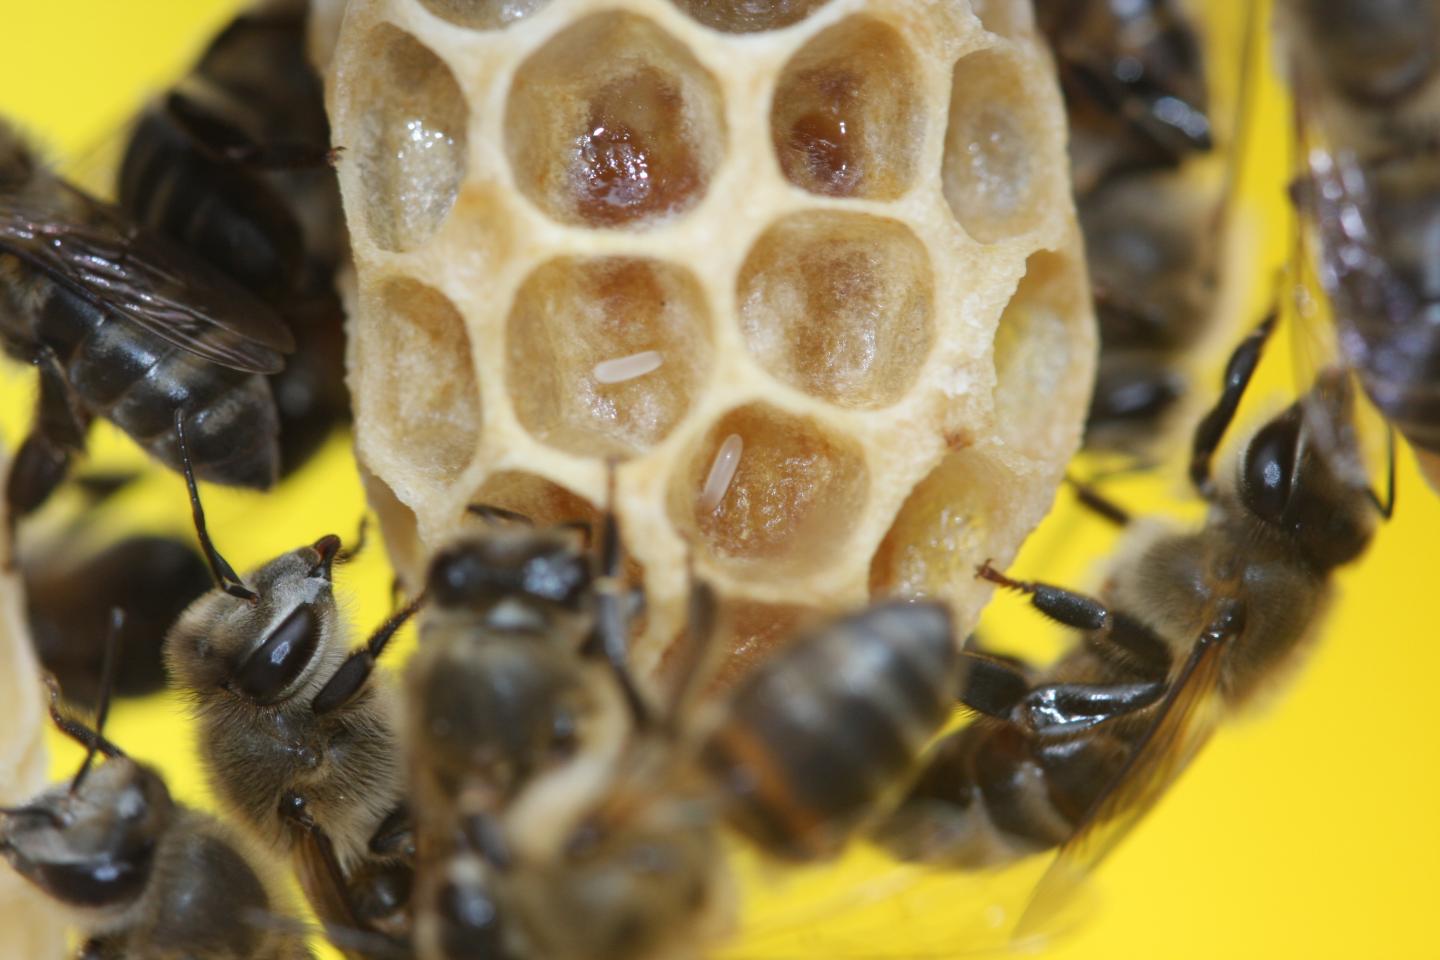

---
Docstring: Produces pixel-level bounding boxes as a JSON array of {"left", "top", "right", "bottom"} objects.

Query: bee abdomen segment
[{"left": 703, "top": 601, "right": 957, "bottom": 861}]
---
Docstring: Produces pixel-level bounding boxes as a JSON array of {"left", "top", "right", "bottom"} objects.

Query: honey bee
[
  {"left": 1036, "top": 0, "right": 1213, "bottom": 195},
  {"left": 162, "top": 430, "right": 420, "bottom": 958},
  {"left": 1279, "top": 0, "right": 1440, "bottom": 492},
  {"left": 1, "top": 625, "right": 313, "bottom": 959},
  {"left": 1037, "top": 0, "right": 1255, "bottom": 458},
  {"left": 420, "top": 597, "right": 960, "bottom": 960},
  {"left": 117, "top": 0, "right": 350, "bottom": 478},
  {"left": 26, "top": 531, "right": 210, "bottom": 708},
  {"left": 0, "top": 117, "right": 290, "bottom": 527},
  {"left": 878, "top": 318, "right": 1386, "bottom": 932}
]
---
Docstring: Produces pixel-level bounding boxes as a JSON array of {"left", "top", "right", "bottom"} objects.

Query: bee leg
[
  {"left": 957, "top": 651, "right": 1035, "bottom": 718},
  {"left": 977, "top": 562, "right": 1110, "bottom": 631},
  {"left": 278, "top": 791, "right": 364, "bottom": 925},
  {"left": 1011, "top": 680, "right": 1166, "bottom": 737},
  {"left": 311, "top": 593, "right": 425, "bottom": 715},
  {"left": 975, "top": 563, "right": 1171, "bottom": 680},
  {"left": 1063, "top": 474, "right": 1133, "bottom": 527},
  {"left": 5, "top": 347, "right": 92, "bottom": 542},
  {"left": 1189, "top": 305, "right": 1278, "bottom": 497},
  {"left": 661, "top": 569, "right": 719, "bottom": 726},
  {"left": 368, "top": 805, "right": 415, "bottom": 859},
  {"left": 591, "top": 466, "right": 652, "bottom": 727}
]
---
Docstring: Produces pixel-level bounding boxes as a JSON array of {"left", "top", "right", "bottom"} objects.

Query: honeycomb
[
  {"left": 329, "top": 0, "right": 1094, "bottom": 679},
  {"left": 0, "top": 457, "right": 67, "bottom": 960}
]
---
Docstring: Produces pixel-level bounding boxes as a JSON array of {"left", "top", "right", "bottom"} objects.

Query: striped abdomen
[
  {"left": 700, "top": 601, "right": 957, "bottom": 861},
  {"left": 38, "top": 280, "right": 279, "bottom": 488},
  {"left": 877, "top": 708, "right": 1138, "bottom": 868}
]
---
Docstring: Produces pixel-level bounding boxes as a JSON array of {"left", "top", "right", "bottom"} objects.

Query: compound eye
[
  {"left": 1241, "top": 408, "right": 1302, "bottom": 525},
  {"left": 429, "top": 546, "right": 514, "bottom": 609},
  {"left": 522, "top": 548, "right": 591, "bottom": 610},
  {"left": 234, "top": 603, "right": 322, "bottom": 705},
  {"left": 439, "top": 877, "right": 509, "bottom": 960}
]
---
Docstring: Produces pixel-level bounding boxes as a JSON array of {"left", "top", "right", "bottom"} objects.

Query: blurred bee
[
  {"left": 1279, "top": 0, "right": 1440, "bottom": 492},
  {"left": 27, "top": 531, "right": 210, "bottom": 709},
  {"left": 878, "top": 318, "right": 1387, "bottom": 933},
  {"left": 418, "top": 597, "right": 960, "bottom": 960},
  {"left": 117, "top": 0, "right": 350, "bottom": 478},
  {"left": 404, "top": 498, "right": 647, "bottom": 849},
  {"left": 1036, "top": 0, "right": 1213, "bottom": 194},
  {"left": 1, "top": 619, "right": 314, "bottom": 959},
  {"left": 0, "top": 118, "right": 290, "bottom": 527},
  {"left": 162, "top": 427, "right": 420, "bottom": 959},
  {"left": 1035, "top": 1, "right": 1257, "bottom": 458}
]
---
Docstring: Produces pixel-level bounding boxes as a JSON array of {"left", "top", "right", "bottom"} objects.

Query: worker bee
[
  {"left": 1278, "top": 0, "right": 1440, "bottom": 492},
  {"left": 1, "top": 624, "right": 314, "bottom": 959},
  {"left": 0, "top": 117, "right": 289, "bottom": 528},
  {"left": 26, "top": 529, "right": 210, "bottom": 709},
  {"left": 1036, "top": 1, "right": 1258, "bottom": 459},
  {"left": 162, "top": 428, "right": 420, "bottom": 958},
  {"left": 419, "top": 596, "right": 960, "bottom": 960},
  {"left": 878, "top": 315, "right": 1386, "bottom": 934},
  {"left": 1035, "top": 0, "right": 1213, "bottom": 195},
  {"left": 117, "top": 0, "right": 350, "bottom": 478}
]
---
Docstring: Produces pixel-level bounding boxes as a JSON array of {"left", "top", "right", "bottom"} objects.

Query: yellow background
[{"left": 3, "top": 2, "right": 1438, "bottom": 959}]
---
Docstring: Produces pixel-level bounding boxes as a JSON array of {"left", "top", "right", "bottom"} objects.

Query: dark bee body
[
  {"left": 1283, "top": 0, "right": 1440, "bottom": 491},
  {"left": 165, "top": 532, "right": 415, "bottom": 958},
  {"left": 700, "top": 600, "right": 959, "bottom": 862},
  {"left": 1, "top": 687, "right": 313, "bottom": 960},
  {"left": 0, "top": 120, "right": 290, "bottom": 519},
  {"left": 1036, "top": 0, "right": 1211, "bottom": 194},
  {"left": 117, "top": 0, "right": 349, "bottom": 477},
  {"left": 419, "top": 599, "right": 959, "bottom": 960},
  {"left": 1033, "top": 0, "right": 1225, "bottom": 455},
  {"left": 26, "top": 532, "right": 210, "bottom": 706},
  {"left": 880, "top": 366, "right": 1380, "bottom": 883}
]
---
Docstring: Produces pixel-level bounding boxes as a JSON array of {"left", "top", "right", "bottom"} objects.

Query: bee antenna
[
  {"left": 336, "top": 515, "right": 370, "bottom": 564},
  {"left": 71, "top": 608, "right": 123, "bottom": 796},
  {"left": 174, "top": 410, "right": 256, "bottom": 602}
]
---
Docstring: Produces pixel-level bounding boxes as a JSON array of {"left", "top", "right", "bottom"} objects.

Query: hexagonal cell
[
  {"left": 506, "top": 257, "right": 713, "bottom": 458},
  {"left": 417, "top": 0, "right": 548, "bottom": 29},
  {"left": 505, "top": 12, "right": 726, "bottom": 229},
  {"left": 465, "top": 471, "right": 647, "bottom": 586},
  {"left": 868, "top": 448, "right": 1012, "bottom": 602},
  {"left": 670, "top": 404, "right": 868, "bottom": 574},
  {"left": 737, "top": 211, "right": 934, "bottom": 407},
  {"left": 670, "top": 0, "right": 832, "bottom": 33},
  {"left": 969, "top": 0, "right": 1032, "bottom": 38},
  {"left": 992, "top": 252, "right": 1088, "bottom": 457},
  {"left": 770, "top": 16, "right": 923, "bottom": 199},
  {"left": 347, "top": 24, "right": 467, "bottom": 251},
  {"left": 357, "top": 278, "right": 480, "bottom": 481},
  {"left": 942, "top": 48, "right": 1053, "bottom": 242},
  {"left": 360, "top": 464, "right": 425, "bottom": 589}
]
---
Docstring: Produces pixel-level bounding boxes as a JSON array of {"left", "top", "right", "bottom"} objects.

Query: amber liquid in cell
[
  {"left": 783, "top": 70, "right": 864, "bottom": 196},
  {"left": 570, "top": 68, "right": 700, "bottom": 226}
]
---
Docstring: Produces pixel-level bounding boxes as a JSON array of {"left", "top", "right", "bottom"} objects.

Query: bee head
[
  {"left": 164, "top": 536, "right": 344, "bottom": 707},
  {"left": 425, "top": 528, "right": 594, "bottom": 643},
  {"left": 1237, "top": 371, "right": 1377, "bottom": 569},
  {"left": 1, "top": 758, "right": 172, "bottom": 911}
]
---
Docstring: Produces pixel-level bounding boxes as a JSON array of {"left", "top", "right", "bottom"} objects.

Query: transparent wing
[
  {"left": 1014, "top": 630, "right": 1228, "bottom": 940},
  {"left": 0, "top": 192, "right": 292, "bottom": 373}
]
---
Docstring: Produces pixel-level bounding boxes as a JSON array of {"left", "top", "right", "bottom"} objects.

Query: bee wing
[
  {"left": 0, "top": 193, "right": 293, "bottom": 374},
  {"left": 291, "top": 829, "right": 363, "bottom": 937},
  {"left": 1014, "top": 630, "right": 1229, "bottom": 940}
]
